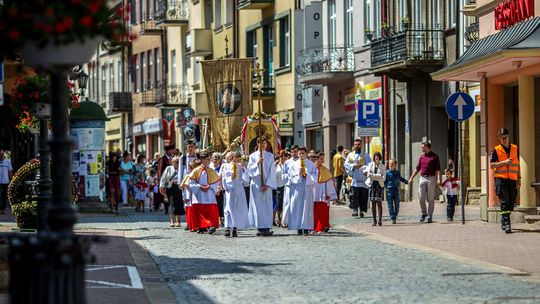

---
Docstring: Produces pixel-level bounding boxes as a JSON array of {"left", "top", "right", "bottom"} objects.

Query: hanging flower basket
[{"left": 0, "top": 1, "right": 132, "bottom": 64}]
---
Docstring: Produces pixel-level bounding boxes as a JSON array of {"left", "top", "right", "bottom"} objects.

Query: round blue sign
[{"left": 445, "top": 92, "right": 475, "bottom": 122}]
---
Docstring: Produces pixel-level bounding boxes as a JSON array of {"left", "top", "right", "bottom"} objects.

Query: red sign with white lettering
[{"left": 495, "top": 0, "right": 534, "bottom": 30}]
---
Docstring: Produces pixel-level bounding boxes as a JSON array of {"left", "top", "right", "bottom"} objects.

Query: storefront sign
[
  {"left": 143, "top": 118, "right": 162, "bottom": 134},
  {"left": 133, "top": 123, "right": 143, "bottom": 135},
  {"left": 344, "top": 87, "right": 356, "bottom": 111},
  {"left": 304, "top": 1, "right": 323, "bottom": 49},
  {"left": 277, "top": 110, "right": 294, "bottom": 133},
  {"left": 494, "top": 0, "right": 534, "bottom": 30},
  {"left": 302, "top": 85, "right": 323, "bottom": 125}
]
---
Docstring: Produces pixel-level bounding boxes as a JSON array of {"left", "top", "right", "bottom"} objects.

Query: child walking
[
  {"left": 134, "top": 174, "right": 148, "bottom": 212},
  {"left": 440, "top": 169, "right": 460, "bottom": 221},
  {"left": 366, "top": 152, "right": 386, "bottom": 226},
  {"left": 146, "top": 168, "right": 158, "bottom": 212},
  {"left": 384, "top": 159, "right": 408, "bottom": 224}
]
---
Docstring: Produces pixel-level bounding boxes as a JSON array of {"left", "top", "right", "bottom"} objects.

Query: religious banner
[
  {"left": 240, "top": 113, "right": 281, "bottom": 155},
  {"left": 161, "top": 109, "right": 175, "bottom": 147},
  {"left": 201, "top": 58, "right": 254, "bottom": 151}
]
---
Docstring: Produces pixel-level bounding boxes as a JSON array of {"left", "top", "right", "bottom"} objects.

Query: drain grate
[{"left": 144, "top": 276, "right": 228, "bottom": 282}]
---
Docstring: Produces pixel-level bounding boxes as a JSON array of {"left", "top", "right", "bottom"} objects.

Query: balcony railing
[
  {"left": 140, "top": 19, "right": 163, "bottom": 35},
  {"left": 465, "top": 22, "right": 479, "bottom": 44},
  {"left": 237, "top": 0, "right": 274, "bottom": 10},
  {"left": 296, "top": 45, "right": 354, "bottom": 77},
  {"left": 141, "top": 88, "right": 158, "bottom": 106},
  {"left": 370, "top": 25, "right": 444, "bottom": 69},
  {"left": 108, "top": 92, "right": 132, "bottom": 114},
  {"left": 155, "top": 0, "right": 189, "bottom": 26},
  {"left": 156, "top": 83, "right": 190, "bottom": 107}
]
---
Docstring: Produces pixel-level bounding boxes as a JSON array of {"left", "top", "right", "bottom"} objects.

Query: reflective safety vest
[{"left": 494, "top": 144, "right": 519, "bottom": 180}]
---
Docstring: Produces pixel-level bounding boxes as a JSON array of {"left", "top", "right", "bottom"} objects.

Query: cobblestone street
[{"left": 76, "top": 203, "right": 540, "bottom": 304}]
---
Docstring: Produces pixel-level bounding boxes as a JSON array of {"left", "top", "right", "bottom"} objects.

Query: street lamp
[{"left": 77, "top": 70, "right": 89, "bottom": 98}]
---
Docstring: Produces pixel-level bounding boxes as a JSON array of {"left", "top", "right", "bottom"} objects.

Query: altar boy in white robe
[
  {"left": 313, "top": 152, "right": 337, "bottom": 233},
  {"left": 220, "top": 151, "right": 249, "bottom": 237},
  {"left": 285, "top": 146, "right": 318, "bottom": 235},
  {"left": 248, "top": 137, "right": 277, "bottom": 236},
  {"left": 281, "top": 145, "right": 299, "bottom": 227},
  {"left": 188, "top": 151, "right": 221, "bottom": 234}
]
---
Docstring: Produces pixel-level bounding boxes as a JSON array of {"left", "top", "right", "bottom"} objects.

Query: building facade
[{"left": 433, "top": 0, "right": 540, "bottom": 221}]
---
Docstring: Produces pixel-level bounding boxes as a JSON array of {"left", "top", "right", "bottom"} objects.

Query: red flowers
[
  {"left": 80, "top": 16, "right": 93, "bottom": 28},
  {"left": 55, "top": 17, "right": 73, "bottom": 33}
]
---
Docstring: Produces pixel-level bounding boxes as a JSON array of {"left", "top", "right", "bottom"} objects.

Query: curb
[{"left": 125, "top": 231, "right": 177, "bottom": 304}]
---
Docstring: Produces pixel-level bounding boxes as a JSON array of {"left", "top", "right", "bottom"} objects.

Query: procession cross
[{"left": 252, "top": 62, "right": 265, "bottom": 186}]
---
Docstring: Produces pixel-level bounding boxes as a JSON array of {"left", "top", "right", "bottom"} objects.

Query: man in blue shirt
[{"left": 344, "top": 138, "right": 372, "bottom": 217}]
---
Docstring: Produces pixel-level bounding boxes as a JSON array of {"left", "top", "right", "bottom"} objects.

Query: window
[
  {"left": 328, "top": 0, "right": 337, "bottom": 46},
  {"left": 205, "top": 0, "right": 213, "bottom": 29},
  {"left": 93, "top": 62, "right": 97, "bottom": 97},
  {"left": 134, "top": 54, "right": 139, "bottom": 92},
  {"left": 141, "top": 52, "right": 146, "bottom": 91},
  {"left": 101, "top": 65, "right": 107, "bottom": 100},
  {"left": 375, "top": 0, "right": 382, "bottom": 36},
  {"left": 171, "top": 50, "right": 177, "bottom": 85},
  {"left": 133, "top": 0, "right": 138, "bottom": 24},
  {"left": 154, "top": 48, "right": 159, "bottom": 86},
  {"left": 214, "top": 0, "right": 222, "bottom": 28},
  {"left": 147, "top": 50, "right": 153, "bottom": 89},
  {"left": 279, "top": 16, "right": 290, "bottom": 67},
  {"left": 448, "top": 0, "right": 456, "bottom": 28},
  {"left": 345, "top": 0, "right": 354, "bottom": 47},
  {"left": 364, "top": 0, "right": 371, "bottom": 42},
  {"left": 140, "top": 0, "right": 145, "bottom": 22},
  {"left": 109, "top": 63, "right": 114, "bottom": 93},
  {"left": 118, "top": 60, "right": 123, "bottom": 91},
  {"left": 264, "top": 25, "right": 274, "bottom": 87},
  {"left": 399, "top": 0, "right": 407, "bottom": 22},
  {"left": 226, "top": 0, "right": 233, "bottom": 25},
  {"left": 414, "top": 0, "right": 423, "bottom": 27},
  {"left": 146, "top": 0, "right": 152, "bottom": 20},
  {"left": 432, "top": 0, "right": 442, "bottom": 27},
  {"left": 246, "top": 30, "right": 258, "bottom": 61}
]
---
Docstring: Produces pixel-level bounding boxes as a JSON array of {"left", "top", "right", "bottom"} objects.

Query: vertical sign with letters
[{"left": 304, "top": 1, "right": 323, "bottom": 49}]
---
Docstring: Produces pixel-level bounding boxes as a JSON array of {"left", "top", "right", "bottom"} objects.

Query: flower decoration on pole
[
  {"left": 0, "top": 0, "right": 132, "bottom": 59},
  {"left": 11, "top": 71, "right": 82, "bottom": 133}
]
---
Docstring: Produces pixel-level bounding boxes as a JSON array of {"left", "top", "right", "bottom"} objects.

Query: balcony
[
  {"left": 141, "top": 88, "right": 158, "bottom": 106},
  {"left": 369, "top": 25, "right": 445, "bottom": 79},
  {"left": 188, "top": 29, "right": 213, "bottom": 57},
  {"left": 155, "top": 0, "right": 189, "bottom": 27},
  {"left": 108, "top": 92, "right": 132, "bottom": 114},
  {"left": 237, "top": 0, "right": 274, "bottom": 10},
  {"left": 140, "top": 19, "right": 163, "bottom": 35},
  {"left": 296, "top": 45, "right": 354, "bottom": 85},
  {"left": 156, "top": 83, "right": 190, "bottom": 108}
]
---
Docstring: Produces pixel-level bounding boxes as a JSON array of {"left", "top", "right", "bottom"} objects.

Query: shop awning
[{"left": 432, "top": 17, "right": 540, "bottom": 82}]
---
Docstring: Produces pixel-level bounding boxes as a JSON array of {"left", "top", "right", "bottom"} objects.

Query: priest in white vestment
[
  {"left": 220, "top": 152, "right": 249, "bottom": 237},
  {"left": 284, "top": 147, "right": 317, "bottom": 235},
  {"left": 248, "top": 137, "right": 277, "bottom": 236},
  {"left": 188, "top": 151, "right": 221, "bottom": 234}
]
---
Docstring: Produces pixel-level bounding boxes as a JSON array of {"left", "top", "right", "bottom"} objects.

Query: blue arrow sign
[{"left": 445, "top": 92, "right": 475, "bottom": 122}]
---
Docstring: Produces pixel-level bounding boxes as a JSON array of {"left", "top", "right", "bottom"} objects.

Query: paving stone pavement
[{"left": 76, "top": 206, "right": 540, "bottom": 304}]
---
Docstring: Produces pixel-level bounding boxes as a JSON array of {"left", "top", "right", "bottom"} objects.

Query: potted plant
[
  {"left": 0, "top": 1, "right": 132, "bottom": 65},
  {"left": 365, "top": 29, "right": 374, "bottom": 41},
  {"left": 11, "top": 198, "right": 38, "bottom": 230},
  {"left": 401, "top": 16, "right": 411, "bottom": 30},
  {"left": 381, "top": 21, "right": 390, "bottom": 36}
]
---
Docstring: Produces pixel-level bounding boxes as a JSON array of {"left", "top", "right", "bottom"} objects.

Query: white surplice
[
  {"left": 220, "top": 162, "right": 249, "bottom": 229},
  {"left": 313, "top": 180, "right": 338, "bottom": 205},
  {"left": 284, "top": 158, "right": 317, "bottom": 230},
  {"left": 281, "top": 157, "right": 298, "bottom": 226},
  {"left": 188, "top": 169, "right": 219, "bottom": 205},
  {"left": 247, "top": 150, "right": 277, "bottom": 229}
]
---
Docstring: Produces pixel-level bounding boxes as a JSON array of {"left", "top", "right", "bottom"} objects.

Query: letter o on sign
[{"left": 313, "top": 12, "right": 320, "bottom": 20}]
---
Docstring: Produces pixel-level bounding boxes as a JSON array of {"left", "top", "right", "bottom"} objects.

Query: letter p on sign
[{"left": 362, "top": 102, "right": 375, "bottom": 119}]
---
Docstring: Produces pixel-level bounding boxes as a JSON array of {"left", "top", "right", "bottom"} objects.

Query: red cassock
[
  {"left": 313, "top": 201, "right": 330, "bottom": 232},
  {"left": 190, "top": 204, "right": 220, "bottom": 229},
  {"left": 185, "top": 205, "right": 192, "bottom": 228}
]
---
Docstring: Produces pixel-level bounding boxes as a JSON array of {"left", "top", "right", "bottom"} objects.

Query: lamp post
[{"left": 77, "top": 70, "right": 89, "bottom": 98}]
